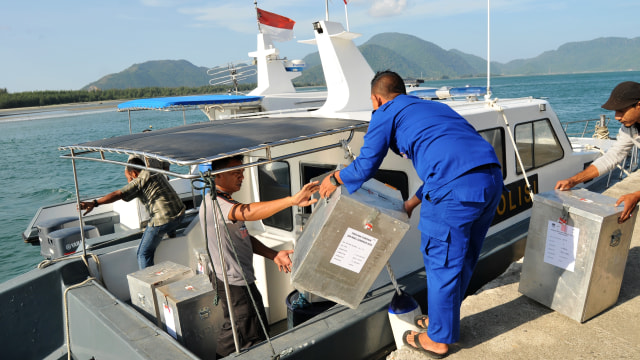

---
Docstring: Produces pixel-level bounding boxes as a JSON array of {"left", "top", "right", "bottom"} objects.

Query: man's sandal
[
  {"left": 414, "top": 314, "right": 429, "bottom": 330},
  {"left": 402, "top": 330, "right": 448, "bottom": 359}
]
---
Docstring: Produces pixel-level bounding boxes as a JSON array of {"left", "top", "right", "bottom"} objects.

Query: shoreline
[{"left": 0, "top": 100, "right": 123, "bottom": 118}]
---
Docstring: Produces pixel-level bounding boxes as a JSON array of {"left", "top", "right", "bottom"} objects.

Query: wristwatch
[
  {"left": 330, "top": 172, "right": 340, "bottom": 186},
  {"left": 93, "top": 199, "right": 99, "bottom": 207}
]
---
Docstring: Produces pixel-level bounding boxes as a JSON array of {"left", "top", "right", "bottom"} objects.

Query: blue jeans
[{"left": 137, "top": 214, "right": 184, "bottom": 269}]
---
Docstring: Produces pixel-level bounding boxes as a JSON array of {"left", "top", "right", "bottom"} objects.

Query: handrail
[{"left": 562, "top": 115, "right": 611, "bottom": 138}]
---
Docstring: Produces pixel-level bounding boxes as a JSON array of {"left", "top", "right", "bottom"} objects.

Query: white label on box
[
  {"left": 163, "top": 304, "right": 177, "bottom": 339},
  {"left": 330, "top": 227, "right": 378, "bottom": 273},
  {"left": 544, "top": 220, "right": 579, "bottom": 272}
]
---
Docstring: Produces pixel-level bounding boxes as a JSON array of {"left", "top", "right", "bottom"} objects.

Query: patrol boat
[{"left": 1, "top": 15, "right": 616, "bottom": 360}]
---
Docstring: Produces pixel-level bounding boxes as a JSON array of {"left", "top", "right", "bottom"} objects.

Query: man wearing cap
[{"left": 556, "top": 81, "right": 640, "bottom": 223}]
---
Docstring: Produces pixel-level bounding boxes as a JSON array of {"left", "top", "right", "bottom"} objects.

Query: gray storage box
[
  {"left": 190, "top": 247, "right": 212, "bottom": 277},
  {"left": 291, "top": 178, "right": 410, "bottom": 309},
  {"left": 155, "top": 274, "right": 217, "bottom": 359},
  {"left": 519, "top": 189, "right": 636, "bottom": 322},
  {"left": 127, "top": 261, "right": 193, "bottom": 326}
]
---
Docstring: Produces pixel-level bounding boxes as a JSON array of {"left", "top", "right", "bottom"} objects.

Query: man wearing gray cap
[{"left": 556, "top": 81, "right": 640, "bottom": 223}]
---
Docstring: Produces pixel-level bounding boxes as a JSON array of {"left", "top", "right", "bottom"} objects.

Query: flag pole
[
  {"left": 344, "top": 1, "right": 350, "bottom": 31},
  {"left": 254, "top": 0, "right": 261, "bottom": 33},
  {"left": 325, "top": 0, "right": 329, "bottom": 21}
]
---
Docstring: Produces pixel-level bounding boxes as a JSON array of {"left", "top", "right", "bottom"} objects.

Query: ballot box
[
  {"left": 291, "top": 178, "right": 410, "bottom": 309},
  {"left": 155, "top": 274, "right": 217, "bottom": 359},
  {"left": 127, "top": 261, "right": 193, "bottom": 326},
  {"left": 519, "top": 189, "right": 636, "bottom": 322}
]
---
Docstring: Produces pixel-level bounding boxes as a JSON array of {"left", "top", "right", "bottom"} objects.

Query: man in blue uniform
[{"left": 319, "top": 71, "right": 504, "bottom": 358}]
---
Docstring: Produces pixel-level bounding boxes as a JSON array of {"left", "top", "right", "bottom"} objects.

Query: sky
[{"left": 1, "top": 0, "right": 637, "bottom": 93}]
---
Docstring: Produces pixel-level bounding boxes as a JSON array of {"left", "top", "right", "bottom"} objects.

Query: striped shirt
[{"left": 119, "top": 170, "right": 185, "bottom": 227}]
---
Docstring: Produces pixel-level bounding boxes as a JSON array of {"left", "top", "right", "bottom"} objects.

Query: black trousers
[{"left": 215, "top": 278, "right": 270, "bottom": 358}]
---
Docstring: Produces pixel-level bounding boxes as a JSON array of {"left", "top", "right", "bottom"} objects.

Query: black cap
[{"left": 602, "top": 81, "right": 640, "bottom": 111}]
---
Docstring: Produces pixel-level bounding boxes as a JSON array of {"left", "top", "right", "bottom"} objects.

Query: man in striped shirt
[{"left": 79, "top": 157, "right": 185, "bottom": 269}]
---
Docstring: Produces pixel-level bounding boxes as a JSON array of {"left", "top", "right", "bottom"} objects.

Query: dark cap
[{"left": 602, "top": 81, "right": 640, "bottom": 111}]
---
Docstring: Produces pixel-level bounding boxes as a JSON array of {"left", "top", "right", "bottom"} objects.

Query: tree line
[{"left": 0, "top": 84, "right": 256, "bottom": 109}]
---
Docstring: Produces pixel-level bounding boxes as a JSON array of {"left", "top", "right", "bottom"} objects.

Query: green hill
[
  {"left": 499, "top": 37, "right": 640, "bottom": 75},
  {"left": 82, "top": 34, "right": 640, "bottom": 90}
]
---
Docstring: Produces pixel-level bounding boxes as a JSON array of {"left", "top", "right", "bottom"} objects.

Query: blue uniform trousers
[{"left": 419, "top": 165, "right": 503, "bottom": 343}]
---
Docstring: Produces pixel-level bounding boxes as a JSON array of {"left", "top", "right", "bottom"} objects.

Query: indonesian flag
[{"left": 257, "top": 8, "right": 295, "bottom": 42}]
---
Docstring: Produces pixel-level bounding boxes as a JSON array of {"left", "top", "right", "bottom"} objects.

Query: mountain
[
  {"left": 499, "top": 37, "right": 640, "bottom": 75},
  {"left": 83, "top": 60, "right": 211, "bottom": 90},
  {"left": 83, "top": 34, "right": 640, "bottom": 90}
]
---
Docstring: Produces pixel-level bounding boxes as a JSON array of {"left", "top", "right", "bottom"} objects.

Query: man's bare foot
[{"left": 402, "top": 330, "right": 449, "bottom": 358}]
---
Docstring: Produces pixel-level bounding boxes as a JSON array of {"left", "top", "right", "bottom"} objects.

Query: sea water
[
  {"left": 0, "top": 106, "right": 206, "bottom": 282},
  {"left": 0, "top": 71, "right": 638, "bottom": 283}
]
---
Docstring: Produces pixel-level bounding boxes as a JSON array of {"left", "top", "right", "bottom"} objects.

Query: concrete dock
[{"left": 388, "top": 183, "right": 640, "bottom": 360}]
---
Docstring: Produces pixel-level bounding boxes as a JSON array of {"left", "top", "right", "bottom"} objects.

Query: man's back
[{"left": 120, "top": 170, "right": 185, "bottom": 226}]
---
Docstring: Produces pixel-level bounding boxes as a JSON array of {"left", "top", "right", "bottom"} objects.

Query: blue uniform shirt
[{"left": 340, "top": 94, "right": 500, "bottom": 199}]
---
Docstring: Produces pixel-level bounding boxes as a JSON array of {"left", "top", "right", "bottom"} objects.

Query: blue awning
[{"left": 117, "top": 94, "right": 262, "bottom": 111}]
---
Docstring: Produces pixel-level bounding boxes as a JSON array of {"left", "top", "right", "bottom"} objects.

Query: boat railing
[
  {"left": 562, "top": 115, "right": 611, "bottom": 138},
  {"left": 562, "top": 114, "right": 640, "bottom": 188}
]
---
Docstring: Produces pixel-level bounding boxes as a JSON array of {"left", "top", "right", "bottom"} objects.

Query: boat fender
[{"left": 388, "top": 289, "right": 422, "bottom": 350}]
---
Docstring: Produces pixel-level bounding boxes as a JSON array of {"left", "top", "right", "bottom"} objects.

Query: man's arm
[
  {"left": 404, "top": 194, "right": 422, "bottom": 218},
  {"left": 250, "top": 236, "right": 293, "bottom": 273},
  {"left": 555, "top": 164, "right": 600, "bottom": 190},
  {"left": 228, "top": 181, "right": 319, "bottom": 221},
  {"left": 79, "top": 190, "right": 124, "bottom": 215}
]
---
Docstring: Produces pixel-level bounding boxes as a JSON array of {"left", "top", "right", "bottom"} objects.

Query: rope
[
  {"left": 593, "top": 124, "right": 610, "bottom": 139},
  {"left": 38, "top": 252, "right": 104, "bottom": 285},
  {"left": 488, "top": 98, "right": 535, "bottom": 201},
  {"left": 64, "top": 277, "right": 97, "bottom": 360},
  {"left": 191, "top": 175, "right": 220, "bottom": 307},
  {"left": 193, "top": 171, "right": 277, "bottom": 357}
]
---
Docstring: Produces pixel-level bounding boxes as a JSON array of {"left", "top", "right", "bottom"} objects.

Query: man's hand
[
  {"left": 403, "top": 195, "right": 422, "bottom": 218},
  {"left": 615, "top": 192, "right": 640, "bottom": 223},
  {"left": 319, "top": 173, "right": 338, "bottom": 199},
  {"left": 78, "top": 201, "right": 95, "bottom": 215},
  {"left": 291, "top": 181, "right": 320, "bottom": 207},
  {"left": 555, "top": 178, "right": 576, "bottom": 191},
  {"left": 274, "top": 249, "right": 294, "bottom": 273}
]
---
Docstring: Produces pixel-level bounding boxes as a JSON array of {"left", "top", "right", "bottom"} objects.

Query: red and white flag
[{"left": 257, "top": 8, "right": 295, "bottom": 42}]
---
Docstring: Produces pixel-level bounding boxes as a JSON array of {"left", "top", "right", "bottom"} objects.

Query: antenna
[
  {"left": 325, "top": 0, "right": 329, "bottom": 21},
  {"left": 485, "top": 0, "right": 492, "bottom": 100}
]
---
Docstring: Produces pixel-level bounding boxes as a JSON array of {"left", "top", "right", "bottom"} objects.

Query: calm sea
[{"left": 1, "top": 71, "right": 638, "bottom": 284}]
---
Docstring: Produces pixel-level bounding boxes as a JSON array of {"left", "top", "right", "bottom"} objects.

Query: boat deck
[{"left": 387, "top": 180, "right": 640, "bottom": 360}]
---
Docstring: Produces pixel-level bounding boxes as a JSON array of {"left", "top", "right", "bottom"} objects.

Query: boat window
[
  {"left": 258, "top": 161, "right": 293, "bottom": 231},
  {"left": 478, "top": 127, "right": 506, "bottom": 179},
  {"left": 514, "top": 119, "right": 564, "bottom": 174}
]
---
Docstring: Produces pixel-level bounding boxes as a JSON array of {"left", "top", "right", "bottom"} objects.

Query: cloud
[
  {"left": 369, "top": 0, "right": 408, "bottom": 17},
  {"left": 140, "top": 0, "right": 195, "bottom": 7},
  {"left": 178, "top": 3, "right": 256, "bottom": 33}
]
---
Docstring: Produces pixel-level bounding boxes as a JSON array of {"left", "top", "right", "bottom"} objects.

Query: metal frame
[{"left": 59, "top": 123, "right": 366, "bottom": 179}]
